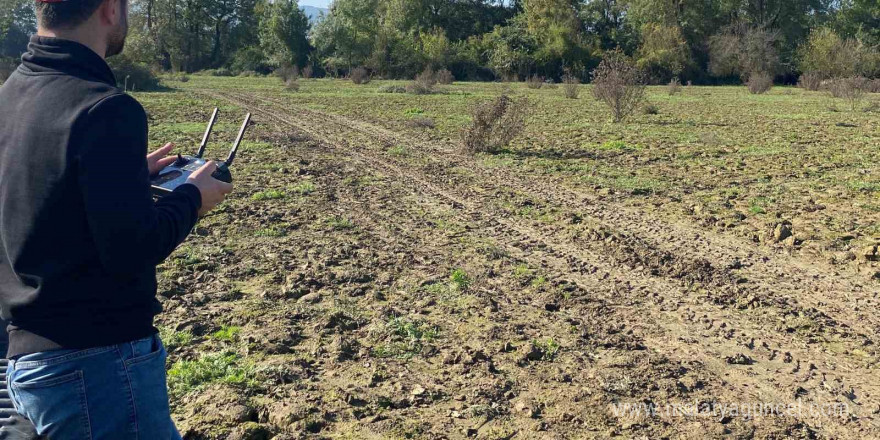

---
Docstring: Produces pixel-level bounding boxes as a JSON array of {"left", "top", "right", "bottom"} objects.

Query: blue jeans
[{"left": 6, "top": 334, "right": 180, "bottom": 440}]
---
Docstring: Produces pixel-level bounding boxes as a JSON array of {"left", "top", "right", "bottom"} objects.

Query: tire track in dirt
[{"left": 205, "top": 89, "right": 880, "bottom": 437}]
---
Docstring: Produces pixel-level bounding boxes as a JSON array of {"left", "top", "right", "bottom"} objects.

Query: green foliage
[
  {"left": 251, "top": 189, "right": 286, "bottom": 201},
  {"left": 260, "top": 0, "right": 311, "bottom": 68},
  {"left": 636, "top": 23, "right": 692, "bottom": 83},
  {"left": 797, "top": 28, "right": 880, "bottom": 79},
  {"left": 107, "top": 55, "right": 161, "bottom": 91},
  {"left": 211, "top": 325, "right": 241, "bottom": 342},
  {"left": 372, "top": 316, "right": 438, "bottom": 359},
  {"left": 167, "top": 352, "right": 258, "bottom": 399},
  {"left": 449, "top": 268, "right": 471, "bottom": 291}
]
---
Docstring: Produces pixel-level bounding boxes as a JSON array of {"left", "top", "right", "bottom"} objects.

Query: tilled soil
[{"left": 156, "top": 88, "right": 880, "bottom": 440}]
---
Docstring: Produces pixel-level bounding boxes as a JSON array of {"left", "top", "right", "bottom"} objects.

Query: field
[{"left": 140, "top": 76, "right": 879, "bottom": 439}]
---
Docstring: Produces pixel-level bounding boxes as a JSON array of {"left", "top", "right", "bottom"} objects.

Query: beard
[{"left": 105, "top": 0, "right": 129, "bottom": 57}]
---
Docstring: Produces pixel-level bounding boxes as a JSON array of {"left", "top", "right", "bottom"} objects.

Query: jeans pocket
[
  {"left": 10, "top": 370, "right": 92, "bottom": 440},
  {"left": 124, "top": 341, "right": 177, "bottom": 439}
]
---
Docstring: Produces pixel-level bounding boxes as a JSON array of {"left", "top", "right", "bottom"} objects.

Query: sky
[{"left": 299, "top": 0, "right": 330, "bottom": 8}]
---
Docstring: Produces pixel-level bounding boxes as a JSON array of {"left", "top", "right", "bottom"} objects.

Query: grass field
[{"left": 139, "top": 76, "right": 878, "bottom": 439}]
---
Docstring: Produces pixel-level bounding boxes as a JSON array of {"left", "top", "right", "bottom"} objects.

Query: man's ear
[{"left": 97, "top": 0, "right": 119, "bottom": 27}]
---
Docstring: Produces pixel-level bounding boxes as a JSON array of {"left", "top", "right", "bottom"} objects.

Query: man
[{"left": 0, "top": 0, "right": 233, "bottom": 436}]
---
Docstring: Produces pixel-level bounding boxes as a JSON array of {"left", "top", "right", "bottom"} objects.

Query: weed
[
  {"left": 461, "top": 94, "right": 528, "bottom": 154},
  {"left": 251, "top": 189, "right": 286, "bottom": 201},
  {"left": 325, "top": 216, "right": 355, "bottom": 230},
  {"left": 527, "top": 75, "right": 544, "bottom": 89},
  {"left": 406, "top": 67, "right": 437, "bottom": 95},
  {"left": 405, "top": 117, "right": 435, "bottom": 129},
  {"left": 533, "top": 338, "right": 561, "bottom": 361},
  {"left": 301, "top": 65, "right": 314, "bottom": 79},
  {"left": 285, "top": 79, "right": 300, "bottom": 92},
  {"left": 372, "top": 317, "right": 438, "bottom": 359},
  {"left": 167, "top": 352, "right": 258, "bottom": 399},
  {"left": 562, "top": 71, "right": 580, "bottom": 99},
  {"left": 159, "top": 327, "right": 194, "bottom": 350},
  {"left": 668, "top": 78, "right": 682, "bottom": 95},
  {"left": 643, "top": 103, "right": 660, "bottom": 115},
  {"left": 449, "top": 268, "right": 471, "bottom": 291},
  {"left": 291, "top": 181, "right": 315, "bottom": 195},
  {"left": 798, "top": 72, "right": 822, "bottom": 91},
  {"left": 747, "top": 72, "right": 773, "bottom": 94},
  {"left": 591, "top": 50, "right": 647, "bottom": 122},
  {"left": 255, "top": 226, "right": 287, "bottom": 237},
  {"left": 211, "top": 325, "right": 241, "bottom": 342},
  {"left": 436, "top": 69, "right": 454, "bottom": 85},
  {"left": 351, "top": 67, "right": 371, "bottom": 85},
  {"left": 378, "top": 84, "right": 407, "bottom": 94}
]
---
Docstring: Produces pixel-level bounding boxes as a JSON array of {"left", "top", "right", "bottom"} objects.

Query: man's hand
[
  {"left": 147, "top": 143, "right": 177, "bottom": 176},
  {"left": 186, "top": 161, "right": 233, "bottom": 216}
]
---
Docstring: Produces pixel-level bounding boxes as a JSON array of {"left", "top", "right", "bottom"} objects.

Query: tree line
[{"left": 1, "top": 0, "right": 878, "bottom": 84}]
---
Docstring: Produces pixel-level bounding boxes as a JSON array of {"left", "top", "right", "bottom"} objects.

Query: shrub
[
  {"left": 276, "top": 65, "right": 299, "bottom": 83},
  {"left": 210, "top": 67, "right": 233, "bottom": 77},
  {"left": 562, "top": 72, "right": 580, "bottom": 99},
  {"left": 351, "top": 67, "right": 371, "bottom": 84},
  {"left": 868, "top": 79, "right": 880, "bottom": 94},
  {"left": 591, "top": 50, "right": 647, "bottom": 123},
  {"left": 406, "top": 68, "right": 437, "bottom": 95},
  {"left": 827, "top": 77, "right": 868, "bottom": 111},
  {"left": 526, "top": 75, "right": 544, "bottom": 89},
  {"left": 643, "top": 103, "right": 660, "bottom": 115},
  {"left": 436, "top": 69, "right": 454, "bottom": 85},
  {"left": 378, "top": 84, "right": 407, "bottom": 94},
  {"left": 302, "top": 65, "right": 314, "bottom": 79},
  {"left": 107, "top": 56, "right": 161, "bottom": 91},
  {"left": 667, "top": 78, "right": 682, "bottom": 95},
  {"left": 797, "top": 28, "right": 879, "bottom": 79},
  {"left": 285, "top": 79, "right": 300, "bottom": 92},
  {"left": 461, "top": 94, "right": 528, "bottom": 154},
  {"left": 747, "top": 72, "right": 773, "bottom": 94},
  {"left": 798, "top": 72, "right": 822, "bottom": 91}
]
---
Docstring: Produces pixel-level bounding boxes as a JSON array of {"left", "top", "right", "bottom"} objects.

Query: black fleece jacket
[{"left": 0, "top": 37, "right": 202, "bottom": 358}]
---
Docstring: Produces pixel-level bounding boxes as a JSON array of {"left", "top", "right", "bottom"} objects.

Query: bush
[
  {"left": 667, "top": 78, "right": 682, "bottom": 95},
  {"left": 747, "top": 72, "right": 773, "bottom": 94},
  {"left": 526, "top": 75, "right": 544, "bottom": 89},
  {"left": 562, "top": 72, "right": 580, "bottom": 99},
  {"left": 351, "top": 67, "right": 371, "bottom": 84},
  {"left": 276, "top": 65, "right": 299, "bottom": 83},
  {"left": 285, "top": 79, "right": 300, "bottom": 92},
  {"left": 302, "top": 65, "right": 314, "bottom": 79},
  {"left": 868, "top": 79, "right": 880, "bottom": 94},
  {"left": 436, "top": 69, "right": 454, "bottom": 85},
  {"left": 591, "top": 50, "right": 647, "bottom": 123},
  {"left": 210, "top": 67, "right": 233, "bottom": 77},
  {"left": 827, "top": 77, "right": 868, "bottom": 111},
  {"left": 461, "top": 94, "right": 528, "bottom": 154},
  {"left": 798, "top": 72, "right": 822, "bottom": 91},
  {"left": 643, "top": 103, "right": 660, "bottom": 115},
  {"left": 406, "top": 68, "right": 437, "bottom": 95},
  {"left": 378, "top": 84, "right": 407, "bottom": 94},
  {"left": 107, "top": 56, "right": 161, "bottom": 91},
  {"left": 797, "top": 28, "right": 879, "bottom": 79}
]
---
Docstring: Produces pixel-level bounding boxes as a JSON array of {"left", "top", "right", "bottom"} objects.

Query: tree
[
  {"left": 709, "top": 23, "right": 781, "bottom": 80},
  {"left": 260, "top": 0, "right": 311, "bottom": 68},
  {"left": 797, "top": 27, "right": 879, "bottom": 78},
  {"left": 635, "top": 23, "right": 692, "bottom": 82}
]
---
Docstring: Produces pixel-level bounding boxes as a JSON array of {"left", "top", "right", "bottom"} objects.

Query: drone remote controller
[{"left": 150, "top": 108, "right": 252, "bottom": 197}]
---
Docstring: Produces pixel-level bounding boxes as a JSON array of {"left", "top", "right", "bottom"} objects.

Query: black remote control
[{"left": 150, "top": 109, "right": 251, "bottom": 197}]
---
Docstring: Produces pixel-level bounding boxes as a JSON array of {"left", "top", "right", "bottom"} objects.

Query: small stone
[
  {"left": 298, "top": 292, "right": 322, "bottom": 303},
  {"left": 411, "top": 385, "right": 426, "bottom": 396},
  {"left": 861, "top": 245, "right": 878, "bottom": 262}
]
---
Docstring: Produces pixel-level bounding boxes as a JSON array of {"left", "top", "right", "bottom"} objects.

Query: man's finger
[
  {"left": 148, "top": 143, "right": 175, "bottom": 159},
  {"left": 155, "top": 156, "right": 177, "bottom": 169},
  {"left": 191, "top": 161, "right": 218, "bottom": 178}
]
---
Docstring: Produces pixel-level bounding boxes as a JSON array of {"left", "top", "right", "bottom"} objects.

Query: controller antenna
[
  {"left": 225, "top": 113, "right": 251, "bottom": 166},
  {"left": 196, "top": 108, "right": 220, "bottom": 158}
]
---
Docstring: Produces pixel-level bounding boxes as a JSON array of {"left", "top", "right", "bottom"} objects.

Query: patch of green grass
[
  {"left": 167, "top": 352, "right": 258, "bottom": 399},
  {"left": 598, "top": 140, "right": 638, "bottom": 152},
  {"left": 534, "top": 338, "right": 561, "bottom": 361},
  {"left": 291, "top": 181, "right": 316, "bottom": 195},
  {"left": 251, "top": 189, "right": 287, "bottom": 201},
  {"left": 403, "top": 107, "right": 425, "bottom": 116},
  {"left": 211, "top": 325, "right": 241, "bottom": 342},
  {"left": 388, "top": 145, "right": 409, "bottom": 156},
  {"left": 254, "top": 225, "right": 288, "bottom": 237},
  {"left": 449, "top": 268, "right": 471, "bottom": 292},
  {"left": 159, "top": 327, "right": 194, "bottom": 351},
  {"left": 372, "top": 317, "right": 439, "bottom": 359},
  {"left": 749, "top": 197, "right": 768, "bottom": 215},
  {"left": 325, "top": 216, "right": 355, "bottom": 230}
]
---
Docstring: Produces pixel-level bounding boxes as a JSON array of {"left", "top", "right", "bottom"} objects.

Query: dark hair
[{"left": 35, "top": 0, "right": 107, "bottom": 29}]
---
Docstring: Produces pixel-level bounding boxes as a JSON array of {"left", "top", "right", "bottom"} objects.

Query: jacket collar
[{"left": 20, "top": 36, "right": 117, "bottom": 86}]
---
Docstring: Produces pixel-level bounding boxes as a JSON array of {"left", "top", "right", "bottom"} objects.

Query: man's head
[{"left": 35, "top": 0, "right": 129, "bottom": 58}]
